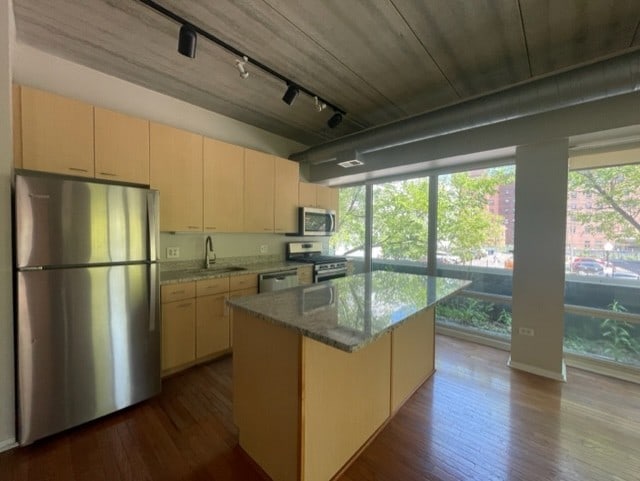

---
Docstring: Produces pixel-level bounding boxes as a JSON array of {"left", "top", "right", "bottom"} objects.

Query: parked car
[
  {"left": 436, "top": 252, "right": 461, "bottom": 264},
  {"left": 572, "top": 260, "right": 604, "bottom": 275},
  {"left": 570, "top": 257, "right": 605, "bottom": 272}
]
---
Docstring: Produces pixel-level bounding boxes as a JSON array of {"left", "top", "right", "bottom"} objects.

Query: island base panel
[
  {"left": 302, "top": 334, "right": 391, "bottom": 481},
  {"left": 233, "top": 310, "right": 301, "bottom": 481},
  {"left": 391, "top": 307, "right": 435, "bottom": 412}
]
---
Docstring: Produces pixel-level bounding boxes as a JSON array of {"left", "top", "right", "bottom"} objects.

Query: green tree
[
  {"left": 568, "top": 164, "right": 640, "bottom": 244},
  {"left": 438, "top": 169, "right": 511, "bottom": 263}
]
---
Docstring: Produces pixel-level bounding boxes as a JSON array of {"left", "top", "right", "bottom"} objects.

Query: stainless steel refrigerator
[{"left": 14, "top": 173, "right": 161, "bottom": 445}]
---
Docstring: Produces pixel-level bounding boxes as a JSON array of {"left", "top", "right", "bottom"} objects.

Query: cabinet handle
[
  {"left": 206, "top": 226, "right": 217, "bottom": 230},
  {"left": 188, "top": 226, "right": 200, "bottom": 230},
  {"left": 99, "top": 172, "right": 117, "bottom": 177},
  {"left": 68, "top": 167, "right": 88, "bottom": 173},
  {"left": 177, "top": 302, "right": 191, "bottom": 308},
  {"left": 264, "top": 228, "right": 271, "bottom": 231},
  {"left": 171, "top": 290, "right": 185, "bottom": 295}
]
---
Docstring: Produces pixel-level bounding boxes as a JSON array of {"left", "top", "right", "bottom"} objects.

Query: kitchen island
[{"left": 228, "top": 272, "right": 469, "bottom": 481}]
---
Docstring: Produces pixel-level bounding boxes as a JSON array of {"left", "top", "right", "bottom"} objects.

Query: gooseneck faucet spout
[{"left": 205, "top": 235, "right": 216, "bottom": 268}]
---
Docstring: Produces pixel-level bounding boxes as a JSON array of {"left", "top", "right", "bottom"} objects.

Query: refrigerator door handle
[
  {"left": 147, "top": 190, "right": 159, "bottom": 261},
  {"left": 149, "top": 263, "right": 158, "bottom": 332}
]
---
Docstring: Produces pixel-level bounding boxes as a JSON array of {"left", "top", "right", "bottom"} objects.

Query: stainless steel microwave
[{"left": 298, "top": 207, "right": 336, "bottom": 236}]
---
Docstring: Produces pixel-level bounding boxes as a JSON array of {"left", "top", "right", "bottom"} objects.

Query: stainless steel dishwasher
[{"left": 259, "top": 269, "right": 299, "bottom": 292}]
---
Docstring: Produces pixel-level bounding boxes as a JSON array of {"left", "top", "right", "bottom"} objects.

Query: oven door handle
[{"left": 315, "top": 267, "right": 347, "bottom": 276}]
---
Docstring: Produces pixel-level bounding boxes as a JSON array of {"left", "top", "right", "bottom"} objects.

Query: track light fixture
[
  {"left": 178, "top": 24, "right": 197, "bottom": 58},
  {"left": 282, "top": 84, "right": 299, "bottom": 106},
  {"left": 328, "top": 111, "right": 343, "bottom": 129},
  {"left": 314, "top": 96, "right": 326, "bottom": 112},
  {"left": 139, "top": 0, "right": 346, "bottom": 125},
  {"left": 235, "top": 56, "right": 249, "bottom": 79}
]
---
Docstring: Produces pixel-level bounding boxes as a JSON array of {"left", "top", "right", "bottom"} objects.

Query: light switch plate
[
  {"left": 166, "top": 246, "right": 180, "bottom": 258},
  {"left": 260, "top": 244, "right": 268, "bottom": 254}
]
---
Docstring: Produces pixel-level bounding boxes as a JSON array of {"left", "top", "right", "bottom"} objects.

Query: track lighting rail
[{"left": 138, "top": 0, "right": 346, "bottom": 126}]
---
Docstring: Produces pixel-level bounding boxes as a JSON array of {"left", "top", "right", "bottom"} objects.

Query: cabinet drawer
[
  {"left": 197, "top": 277, "right": 230, "bottom": 297},
  {"left": 161, "top": 282, "right": 196, "bottom": 303},
  {"left": 230, "top": 274, "right": 257, "bottom": 291}
]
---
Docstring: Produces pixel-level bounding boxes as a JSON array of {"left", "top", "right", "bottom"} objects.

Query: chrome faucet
[{"left": 205, "top": 235, "right": 216, "bottom": 269}]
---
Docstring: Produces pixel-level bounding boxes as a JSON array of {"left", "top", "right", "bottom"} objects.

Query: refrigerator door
[
  {"left": 16, "top": 263, "right": 161, "bottom": 445},
  {"left": 16, "top": 174, "right": 152, "bottom": 268}
]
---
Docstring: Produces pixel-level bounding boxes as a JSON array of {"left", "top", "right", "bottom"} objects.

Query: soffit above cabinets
[{"left": 13, "top": 0, "right": 640, "bottom": 147}]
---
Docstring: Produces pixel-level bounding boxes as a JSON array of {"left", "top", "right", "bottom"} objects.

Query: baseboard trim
[
  {"left": 565, "top": 354, "right": 640, "bottom": 385},
  {"left": 436, "top": 325, "right": 511, "bottom": 352},
  {"left": 507, "top": 356, "right": 567, "bottom": 382},
  {"left": 0, "top": 437, "right": 18, "bottom": 453}
]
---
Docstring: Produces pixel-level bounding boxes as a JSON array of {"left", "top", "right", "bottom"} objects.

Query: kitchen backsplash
[{"left": 159, "top": 232, "right": 329, "bottom": 263}]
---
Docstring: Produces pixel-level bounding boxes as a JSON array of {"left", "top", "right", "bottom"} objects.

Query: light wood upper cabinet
[
  {"left": 12, "top": 85, "right": 22, "bottom": 169},
  {"left": 20, "top": 86, "right": 94, "bottom": 177},
  {"left": 203, "top": 137, "right": 244, "bottom": 232},
  {"left": 94, "top": 107, "right": 150, "bottom": 184},
  {"left": 299, "top": 181, "right": 317, "bottom": 207},
  {"left": 317, "top": 185, "right": 338, "bottom": 211},
  {"left": 244, "top": 149, "right": 275, "bottom": 232},
  {"left": 274, "top": 157, "right": 300, "bottom": 233},
  {"left": 150, "top": 122, "right": 203, "bottom": 232}
]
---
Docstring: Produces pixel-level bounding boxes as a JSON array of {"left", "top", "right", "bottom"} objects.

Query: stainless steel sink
[{"left": 200, "top": 266, "right": 247, "bottom": 274}]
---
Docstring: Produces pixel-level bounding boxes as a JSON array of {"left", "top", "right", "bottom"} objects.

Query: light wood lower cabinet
[
  {"left": 196, "top": 293, "right": 230, "bottom": 358},
  {"left": 161, "top": 282, "right": 196, "bottom": 373},
  {"left": 161, "top": 274, "right": 257, "bottom": 375},
  {"left": 195, "top": 277, "right": 230, "bottom": 359}
]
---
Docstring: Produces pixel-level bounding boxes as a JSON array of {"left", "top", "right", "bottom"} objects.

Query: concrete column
[
  {"left": 0, "top": 0, "right": 16, "bottom": 451},
  {"left": 509, "top": 140, "right": 568, "bottom": 381}
]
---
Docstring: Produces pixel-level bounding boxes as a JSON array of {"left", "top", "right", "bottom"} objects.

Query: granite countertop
[
  {"left": 160, "top": 260, "right": 305, "bottom": 284},
  {"left": 227, "top": 271, "right": 470, "bottom": 352}
]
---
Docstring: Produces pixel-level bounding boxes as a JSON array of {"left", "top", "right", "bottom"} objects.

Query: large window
[
  {"left": 332, "top": 186, "right": 366, "bottom": 258},
  {"left": 372, "top": 178, "right": 428, "bottom": 264},
  {"left": 435, "top": 166, "right": 516, "bottom": 339},
  {"left": 564, "top": 158, "right": 640, "bottom": 367}
]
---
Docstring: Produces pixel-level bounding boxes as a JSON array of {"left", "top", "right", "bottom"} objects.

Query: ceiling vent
[
  {"left": 337, "top": 159, "right": 364, "bottom": 168},
  {"left": 336, "top": 149, "right": 363, "bottom": 168}
]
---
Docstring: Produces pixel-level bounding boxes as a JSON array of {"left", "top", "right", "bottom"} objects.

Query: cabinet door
[
  {"left": 150, "top": 122, "right": 203, "bottom": 232},
  {"left": 244, "top": 149, "right": 275, "bottom": 232},
  {"left": 13, "top": 85, "right": 22, "bottom": 169},
  {"left": 162, "top": 299, "right": 196, "bottom": 372},
  {"left": 203, "top": 137, "right": 244, "bottom": 232},
  {"left": 299, "top": 182, "right": 317, "bottom": 207},
  {"left": 316, "top": 185, "right": 337, "bottom": 211},
  {"left": 229, "top": 287, "right": 259, "bottom": 347},
  {"left": 196, "top": 293, "right": 230, "bottom": 358},
  {"left": 95, "top": 107, "right": 150, "bottom": 184},
  {"left": 274, "top": 157, "right": 300, "bottom": 233},
  {"left": 21, "top": 86, "right": 94, "bottom": 177}
]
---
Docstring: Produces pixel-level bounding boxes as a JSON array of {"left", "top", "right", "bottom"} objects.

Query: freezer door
[
  {"left": 16, "top": 264, "right": 161, "bottom": 445},
  {"left": 16, "top": 174, "right": 153, "bottom": 267}
]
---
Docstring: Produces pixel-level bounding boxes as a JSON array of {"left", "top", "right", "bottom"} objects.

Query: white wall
[
  {"left": 510, "top": 140, "right": 569, "bottom": 381},
  {"left": 0, "top": 0, "right": 16, "bottom": 452}
]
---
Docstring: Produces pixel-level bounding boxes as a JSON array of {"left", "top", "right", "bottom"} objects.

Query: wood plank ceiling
[{"left": 12, "top": 0, "right": 640, "bottom": 148}]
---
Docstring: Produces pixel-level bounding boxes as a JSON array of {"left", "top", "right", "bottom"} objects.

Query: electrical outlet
[
  {"left": 166, "top": 246, "right": 180, "bottom": 259},
  {"left": 260, "top": 244, "right": 268, "bottom": 254},
  {"left": 518, "top": 327, "right": 535, "bottom": 336}
]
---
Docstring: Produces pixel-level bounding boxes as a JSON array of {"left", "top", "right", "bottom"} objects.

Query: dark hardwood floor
[{"left": 2, "top": 336, "right": 639, "bottom": 481}]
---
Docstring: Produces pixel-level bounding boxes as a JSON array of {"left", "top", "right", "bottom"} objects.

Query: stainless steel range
[{"left": 287, "top": 241, "right": 347, "bottom": 283}]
